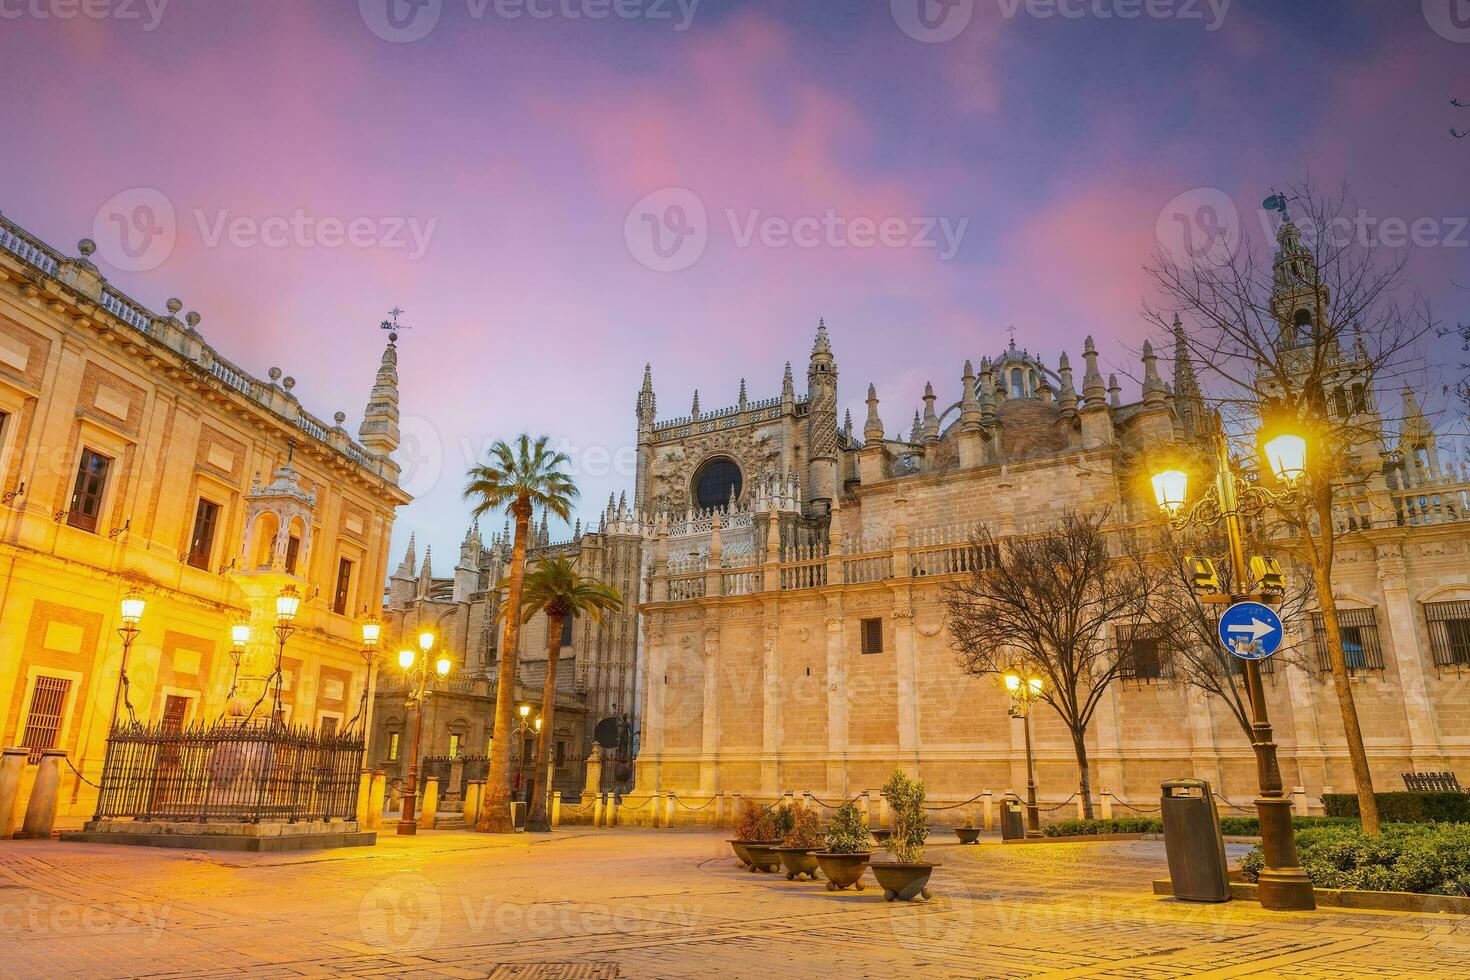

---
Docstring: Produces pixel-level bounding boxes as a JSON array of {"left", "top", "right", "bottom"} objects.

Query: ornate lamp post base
[{"left": 1254, "top": 796, "right": 1315, "bottom": 910}]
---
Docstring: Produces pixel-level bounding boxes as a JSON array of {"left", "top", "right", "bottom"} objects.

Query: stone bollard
[
  {"left": 1100, "top": 790, "right": 1113, "bottom": 820},
  {"left": 552, "top": 791, "right": 562, "bottom": 828},
  {"left": 20, "top": 749, "right": 65, "bottom": 839},
  {"left": 366, "top": 770, "right": 386, "bottom": 830},
  {"left": 593, "top": 792, "right": 604, "bottom": 828},
  {"left": 0, "top": 748, "right": 27, "bottom": 839},
  {"left": 608, "top": 794, "right": 621, "bottom": 827},
  {"left": 877, "top": 792, "right": 889, "bottom": 829},
  {"left": 1076, "top": 794, "right": 1086, "bottom": 820},
  {"left": 665, "top": 792, "right": 677, "bottom": 829},
  {"left": 463, "top": 780, "right": 484, "bottom": 826},
  {"left": 419, "top": 777, "right": 440, "bottom": 829},
  {"left": 356, "top": 770, "right": 373, "bottom": 825},
  {"left": 982, "top": 789, "right": 994, "bottom": 832},
  {"left": 714, "top": 792, "right": 725, "bottom": 828},
  {"left": 859, "top": 790, "right": 872, "bottom": 826}
]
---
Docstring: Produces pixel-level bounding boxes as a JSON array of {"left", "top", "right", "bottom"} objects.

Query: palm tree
[
  {"left": 464, "top": 435, "right": 577, "bottom": 833},
  {"left": 514, "top": 556, "right": 623, "bottom": 832}
]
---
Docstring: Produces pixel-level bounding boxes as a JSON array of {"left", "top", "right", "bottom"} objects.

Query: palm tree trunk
[
  {"left": 525, "top": 612, "right": 563, "bottom": 833},
  {"left": 1071, "top": 730, "right": 1095, "bottom": 820},
  {"left": 479, "top": 501, "right": 532, "bottom": 833}
]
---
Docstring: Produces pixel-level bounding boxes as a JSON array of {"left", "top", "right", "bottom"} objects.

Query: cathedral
[{"left": 383, "top": 213, "right": 1469, "bottom": 817}]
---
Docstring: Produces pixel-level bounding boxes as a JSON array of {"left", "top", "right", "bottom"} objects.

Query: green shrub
[
  {"left": 882, "top": 769, "right": 929, "bottom": 864},
  {"left": 1218, "top": 815, "right": 1358, "bottom": 836},
  {"left": 824, "top": 801, "right": 870, "bottom": 854},
  {"left": 1322, "top": 792, "right": 1470, "bottom": 824},
  {"left": 1043, "top": 817, "right": 1162, "bottom": 837},
  {"left": 771, "top": 801, "right": 796, "bottom": 840},
  {"left": 1239, "top": 823, "right": 1470, "bottom": 895}
]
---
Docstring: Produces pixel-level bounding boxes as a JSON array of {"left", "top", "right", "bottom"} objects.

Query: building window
[
  {"left": 449, "top": 733, "right": 461, "bottom": 759},
  {"left": 692, "top": 456, "right": 742, "bottom": 511},
  {"left": 333, "top": 557, "right": 354, "bottom": 615},
  {"left": 555, "top": 740, "right": 567, "bottom": 768},
  {"left": 1311, "top": 608, "right": 1385, "bottom": 672},
  {"left": 284, "top": 534, "right": 301, "bottom": 575},
  {"left": 160, "top": 694, "right": 191, "bottom": 733},
  {"left": 387, "top": 732, "right": 400, "bottom": 761},
  {"left": 1117, "top": 625, "right": 1167, "bottom": 683},
  {"left": 187, "top": 498, "right": 220, "bottom": 570},
  {"left": 1426, "top": 601, "right": 1470, "bottom": 667},
  {"left": 67, "top": 449, "right": 112, "bottom": 533},
  {"left": 560, "top": 614, "right": 574, "bottom": 647},
  {"left": 860, "top": 617, "right": 883, "bottom": 655},
  {"left": 21, "top": 675, "right": 70, "bottom": 763},
  {"left": 320, "top": 716, "right": 338, "bottom": 738}
]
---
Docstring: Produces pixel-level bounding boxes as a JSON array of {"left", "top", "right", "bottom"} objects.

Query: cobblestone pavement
[{"left": 3, "top": 829, "right": 1468, "bottom": 979}]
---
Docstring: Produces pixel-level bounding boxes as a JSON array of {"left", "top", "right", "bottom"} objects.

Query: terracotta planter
[
  {"left": 772, "top": 846, "right": 822, "bottom": 881},
  {"left": 741, "top": 841, "right": 783, "bottom": 873},
  {"left": 813, "top": 851, "right": 871, "bottom": 891},
  {"left": 870, "top": 861, "right": 940, "bottom": 902},
  {"left": 954, "top": 828, "right": 981, "bottom": 844},
  {"left": 728, "top": 840, "right": 754, "bottom": 867}
]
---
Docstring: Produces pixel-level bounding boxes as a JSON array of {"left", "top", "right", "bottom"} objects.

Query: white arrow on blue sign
[{"left": 1218, "top": 601, "right": 1285, "bottom": 660}]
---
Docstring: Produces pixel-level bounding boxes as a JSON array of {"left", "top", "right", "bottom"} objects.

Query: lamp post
[
  {"left": 348, "top": 614, "right": 382, "bottom": 732},
  {"left": 270, "top": 586, "right": 302, "bottom": 726},
  {"left": 108, "top": 590, "right": 146, "bottom": 731},
  {"left": 1151, "top": 413, "right": 1315, "bottom": 911},
  {"left": 1004, "top": 672, "right": 1045, "bottom": 838},
  {"left": 511, "top": 704, "right": 542, "bottom": 806},
  {"left": 227, "top": 618, "right": 250, "bottom": 700},
  {"left": 396, "top": 630, "right": 451, "bottom": 836}
]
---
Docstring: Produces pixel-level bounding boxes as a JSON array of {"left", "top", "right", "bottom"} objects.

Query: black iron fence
[{"left": 93, "top": 719, "right": 365, "bottom": 823}]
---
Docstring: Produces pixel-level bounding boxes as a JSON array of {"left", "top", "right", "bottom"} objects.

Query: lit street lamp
[
  {"left": 396, "top": 632, "right": 451, "bottom": 836},
  {"left": 108, "top": 589, "right": 146, "bottom": 731},
  {"left": 346, "top": 613, "right": 382, "bottom": 732},
  {"left": 512, "top": 704, "right": 543, "bottom": 806},
  {"left": 1004, "top": 671, "right": 1045, "bottom": 839},
  {"left": 1151, "top": 412, "right": 1315, "bottom": 912},
  {"left": 269, "top": 586, "right": 302, "bottom": 725},
  {"left": 227, "top": 618, "right": 250, "bottom": 699}
]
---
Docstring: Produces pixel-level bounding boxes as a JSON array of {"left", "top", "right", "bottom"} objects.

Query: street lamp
[
  {"left": 268, "top": 586, "right": 301, "bottom": 726},
  {"left": 396, "top": 634, "right": 451, "bottom": 836},
  {"left": 347, "top": 613, "right": 382, "bottom": 733},
  {"left": 1004, "top": 671, "right": 1045, "bottom": 839},
  {"left": 109, "top": 589, "right": 146, "bottom": 730},
  {"left": 512, "top": 704, "right": 542, "bottom": 806},
  {"left": 227, "top": 618, "right": 250, "bottom": 699},
  {"left": 1150, "top": 412, "right": 1315, "bottom": 911}
]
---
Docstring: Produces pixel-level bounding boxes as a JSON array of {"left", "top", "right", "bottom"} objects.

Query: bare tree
[
  {"left": 942, "top": 510, "right": 1162, "bottom": 819},
  {"left": 1145, "top": 181, "right": 1437, "bottom": 834},
  {"left": 1150, "top": 530, "right": 1316, "bottom": 745}
]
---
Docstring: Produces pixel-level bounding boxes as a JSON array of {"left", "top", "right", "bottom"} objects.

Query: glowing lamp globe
[
  {"left": 398, "top": 649, "right": 415, "bottom": 670},
  {"left": 436, "top": 656, "right": 451, "bottom": 677},
  {"left": 275, "top": 587, "right": 302, "bottom": 623},
  {"left": 1263, "top": 432, "right": 1307, "bottom": 484},
  {"left": 231, "top": 620, "right": 251, "bottom": 648},
  {"left": 1004, "top": 674, "right": 1021, "bottom": 692},
  {"left": 361, "top": 616, "right": 382, "bottom": 648},
  {"left": 418, "top": 630, "right": 435, "bottom": 652},
  {"left": 1151, "top": 469, "right": 1189, "bottom": 514},
  {"left": 119, "top": 590, "right": 146, "bottom": 627}
]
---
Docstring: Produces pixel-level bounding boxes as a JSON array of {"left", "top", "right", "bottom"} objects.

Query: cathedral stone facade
[{"left": 631, "top": 229, "right": 1470, "bottom": 813}]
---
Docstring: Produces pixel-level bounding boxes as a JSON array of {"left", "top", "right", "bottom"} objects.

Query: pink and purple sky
[{"left": 3, "top": 0, "right": 1465, "bottom": 564}]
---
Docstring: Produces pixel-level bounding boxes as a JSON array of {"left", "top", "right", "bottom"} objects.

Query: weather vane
[
  {"left": 380, "top": 307, "right": 410, "bottom": 342},
  {"left": 1261, "top": 189, "right": 1292, "bottom": 222}
]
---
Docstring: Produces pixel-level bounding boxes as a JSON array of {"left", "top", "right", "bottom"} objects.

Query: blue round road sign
[{"left": 1218, "top": 601, "right": 1284, "bottom": 660}]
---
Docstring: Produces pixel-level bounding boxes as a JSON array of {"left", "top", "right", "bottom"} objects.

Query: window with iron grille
[
  {"left": 284, "top": 534, "right": 301, "bottom": 575},
  {"left": 387, "top": 731, "right": 400, "bottom": 761},
  {"left": 21, "top": 675, "right": 70, "bottom": 763},
  {"left": 1426, "top": 601, "right": 1470, "bottom": 667},
  {"left": 1311, "top": 608, "right": 1384, "bottom": 672},
  {"left": 67, "top": 449, "right": 111, "bottom": 533},
  {"left": 187, "top": 498, "right": 220, "bottom": 570},
  {"left": 1116, "top": 624, "right": 1168, "bottom": 682},
  {"left": 332, "top": 557, "right": 354, "bottom": 615},
  {"left": 560, "top": 613, "right": 574, "bottom": 647},
  {"left": 860, "top": 617, "right": 883, "bottom": 655}
]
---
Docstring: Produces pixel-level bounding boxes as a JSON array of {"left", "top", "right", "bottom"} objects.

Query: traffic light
[
  {"left": 1185, "top": 556, "right": 1220, "bottom": 595},
  {"left": 1252, "top": 555, "right": 1286, "bottom": 596}
]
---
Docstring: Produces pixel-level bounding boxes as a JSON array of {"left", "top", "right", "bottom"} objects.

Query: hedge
[
  {"left": 1322, "top": 791, "right": 1470, "bottom": 824},
  {"left": 1239, "top": 823, "right": 1470, "bottom": 895},
  {"left": 1041, "top": 815, "right": 1354, "bottom": 838}
]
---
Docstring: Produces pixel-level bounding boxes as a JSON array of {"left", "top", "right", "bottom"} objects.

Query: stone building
[
  {"left": 0, "top": 214, "right": 409, "bottom": 822},
  {"left": 632, "top": 216, "right": 1470, "bottom": 812}
]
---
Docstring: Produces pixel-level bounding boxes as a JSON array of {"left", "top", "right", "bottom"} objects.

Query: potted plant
[
  {"left": 739, "top": 802, "right": 786, "bottom": 873},
  {"left": 813, "top": 801, "right": 872, "bottom": 891},
  {"left": 729, "top": 805, "right": 764, "bottom": 868},
  {"left": 871, "top": 769, "right": 939, "bottom": 901},
  {"left": 772, "top": 803, "right": 823, "bottom": 880},
  {"left": 954, "top": 815, "right": 981, "bottom": 845}
]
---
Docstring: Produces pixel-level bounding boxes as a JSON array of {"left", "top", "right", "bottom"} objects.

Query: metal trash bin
[
  {"left": 1160, "top": 777, "right": 1230, "bottom": 902},
  {"left": 1000, "top": 794, "right": 1026, "bottom": 841}
]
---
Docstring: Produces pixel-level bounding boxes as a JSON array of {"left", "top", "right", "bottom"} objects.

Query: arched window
[
  {"left": 1293, "top": 309, "right": 1313, "bottom": 340},
  {"left": 1010, "top": 368, "right": 1023, "bottom": 400},
  {"left": 692, "top": 457, "right": 742, "bottom": 511},
  {"left": 1333, "top": 387, "right": 1349, "bottom": 418}
]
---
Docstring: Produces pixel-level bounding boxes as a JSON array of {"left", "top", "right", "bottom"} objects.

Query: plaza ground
[{"left": 2, "top": 829, "right": 1468, "bottom": 978}]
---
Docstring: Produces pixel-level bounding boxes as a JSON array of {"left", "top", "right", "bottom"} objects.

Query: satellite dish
[{"left": 593, "top": 717, "right": 621, "bottom": 750}]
